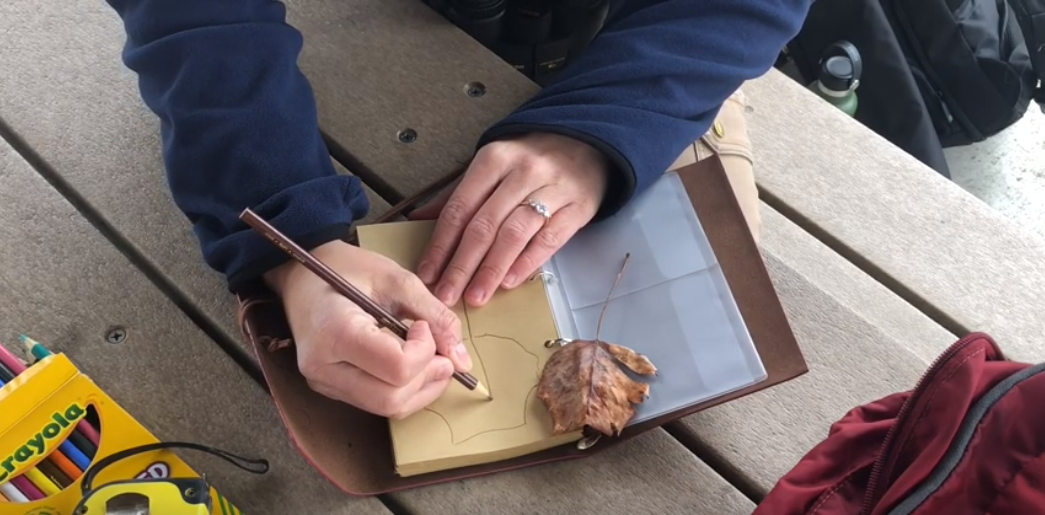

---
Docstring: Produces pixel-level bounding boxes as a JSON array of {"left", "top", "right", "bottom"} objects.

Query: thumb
[{"left": 392, "top": 276, "right": 473, "bottom": 373}]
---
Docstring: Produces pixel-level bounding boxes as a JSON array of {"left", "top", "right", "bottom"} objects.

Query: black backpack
[
  {"left": 1011, "top": 0, "right": 1045, "bottom": 109},
  {"left": 785, "top": 0, "right": 1045, "bottom": 176}
]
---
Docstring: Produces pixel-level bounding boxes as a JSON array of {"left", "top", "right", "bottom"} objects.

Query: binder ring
[
  {"left": 529, "top": 270, "right": 555, "bottom": 282},
  {"left": 576, "top": 434, "right": 601, "bottom": 450},
  {"left": 545, "top": 338, "right": 573, "bottom": 348}
]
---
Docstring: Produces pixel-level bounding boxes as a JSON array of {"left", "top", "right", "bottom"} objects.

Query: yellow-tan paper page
[{"left": 356, "top": 220, "right": 580, "bottom": 475}]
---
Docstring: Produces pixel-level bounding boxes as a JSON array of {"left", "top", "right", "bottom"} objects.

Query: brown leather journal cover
[{"left": 235, "top": 156, "right": 807, "bottom": 495}]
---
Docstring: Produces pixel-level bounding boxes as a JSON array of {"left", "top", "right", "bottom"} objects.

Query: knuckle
[
  {"left": 574, "top": 195, "right": 598, "bottom": 214},
  {"left": 304, "top": 377, "right": 332, "bottom": 400},
  {"left": 375, "top": 395, "right": 403, "bottom": 418},
  {"left": 500, "top": 218, "right": 531, "bottom": 246},
  {"left": 422, "top": 242, "right": 453, "bottom": 266},
  {"left": 516, "top": 162, "right": 546, "bottom": 182},
  {"left": 392, "top": 270, "right": 425, "bottom": 293},
  {"left": 432, "top": 307, "right": 460, "bottom": 337},
  {"left": 513, "top": 254, "right": 538, "bottom": 276},
  {"left": 297, "top": 352, "right": 323, "bottom": 382},
  {"left": 465, "top": 216, "right": 498, "bottom": 242},
  {"left": 443, "top": 261, "right": 471, "bottom": 282},
  {"left": 388, "top": 406, "right": 413, "bottom": 421},
  {"left": 534, "top": 228, "right": 563, "bottom": 250},
  {"left": 441, "top": 198, "right": 472, "bottom": 228},
  {"left": 476, "top": 264, "right": 505, "bottom": 285},
  {"left": 387, "top": 359, "right": 414, "bottom": 388}
]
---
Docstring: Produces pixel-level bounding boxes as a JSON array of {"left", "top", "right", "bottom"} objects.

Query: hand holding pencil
[{"left": 249, "top": 209, "right": 489, "bottom": 421}]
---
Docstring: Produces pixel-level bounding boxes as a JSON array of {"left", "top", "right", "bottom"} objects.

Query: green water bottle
[{"left": 808, "top": 40, "right": 862, "bottom": 117}]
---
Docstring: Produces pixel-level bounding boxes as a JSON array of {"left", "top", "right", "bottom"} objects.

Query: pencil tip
[{"left": 473, "top": 382, "right": 493, "bottom": 401}]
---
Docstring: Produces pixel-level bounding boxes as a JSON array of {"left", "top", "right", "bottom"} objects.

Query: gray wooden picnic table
[{"left": 2, "top": 0, "right": 1044, "bottom": 513}]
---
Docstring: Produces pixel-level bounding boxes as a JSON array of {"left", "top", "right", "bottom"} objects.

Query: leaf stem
[{"left": 594, "top": 253, "right": 631, "bottom": 343}]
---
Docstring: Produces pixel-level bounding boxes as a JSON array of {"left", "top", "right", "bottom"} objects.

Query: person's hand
[
  {"left": 409, "top": 132, "right": 611, "bottom": 307},
  {"left": 262, "top": 240, "right": 473, "bottom": 419}
]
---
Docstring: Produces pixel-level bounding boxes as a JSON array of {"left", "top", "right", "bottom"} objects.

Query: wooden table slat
[
  {"left": 392, "top": 430, "right": 755, "bottom": 515},
  {"left": 286, "top": 0, "right": 540, "bottom": 199},
  {"left": 667, "top": 203, "right": 957, "bottom": 495},
  {"left": 744, "top": 69, "right": 1045, "bottom": 363}
]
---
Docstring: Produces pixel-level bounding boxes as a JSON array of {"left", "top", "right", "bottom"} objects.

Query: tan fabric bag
[{"left": 667, "top": 88, "right": 761, "bottom": 242}]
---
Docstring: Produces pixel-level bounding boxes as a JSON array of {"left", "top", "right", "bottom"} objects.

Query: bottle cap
[
  {"left": 820, "top": 56, "right": 854, "bottom": 92},
  {"left": 817, "top": 41, "right": 862, "bottom": 93}
]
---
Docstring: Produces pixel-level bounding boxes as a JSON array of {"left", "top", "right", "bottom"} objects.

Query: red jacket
[{"left": 754, "top": 332, "right": 1045, "bottom": 515}]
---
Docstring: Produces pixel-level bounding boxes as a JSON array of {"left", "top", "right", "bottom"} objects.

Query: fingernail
[
  {"left": 418, "top": 262, "right": 434, "bottom": 284},
  {"left": 503, "top": 274, "right": 517, "bottom": 288},
  {"left": 467, "top": 287, "right": 485, "bottom": 305},
  {"left": 436, "top": 283, "right": 455, "bottom": 305},
  {"left": 454, "top": 341, "right": 472, "bottom": 370}
]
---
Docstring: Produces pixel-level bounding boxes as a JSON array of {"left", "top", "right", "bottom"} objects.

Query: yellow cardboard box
[{"left": 0, "top": 353, "right": 248, "bottom": 514}]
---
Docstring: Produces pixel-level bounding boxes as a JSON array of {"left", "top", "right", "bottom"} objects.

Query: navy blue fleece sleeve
[
  {"left": 478, "top": 0, "right": 812, "bottom": 219},
  {"left": 105, "top": 0, "right": 369, "bottom": 292}
]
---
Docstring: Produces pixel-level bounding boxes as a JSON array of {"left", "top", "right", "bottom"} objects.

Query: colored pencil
[
  {"left": 0, "top": 361, "right": 13, "bottom": 382},
  {"left": 65, "top": 431, "right": 96, "bottom": 461},
  {"left": 9, "top": 337, "right": 102, "bottom": 447},
  {"left": 0, "top": 342, "right": 29, "bottom": 375},
  {"left": 1, "top": 480, "right": 31, "bottom": 502},
  {"left": 56, "top": 439, "right": 90, "bottom": 471},
  {"left": 0, "top": 357, "right": 90, "bottom": 469},
  {"left": 19, "top": 334, "right": 50, "bottom": 363},
  {"left": 0, "top": 358, "right": 85, "bottom": 495},
  {"left": 23, "top": 467, "right": 60, "bottom": 497},
  {"left": 35, "top": 459, "right": 70, "bottom": 488},
  {"left": 9, "top": 476, "right": 43, "bottom": 501},
  {"left": 45, "top": 449, "right": 82, "bottom": 481}
]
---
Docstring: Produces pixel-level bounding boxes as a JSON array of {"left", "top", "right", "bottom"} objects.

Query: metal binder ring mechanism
[{"left": 529, "top": 270, "right": 556, "bottom": 282}]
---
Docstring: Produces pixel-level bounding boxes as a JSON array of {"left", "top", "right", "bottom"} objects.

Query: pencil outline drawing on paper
[{"left": 422, "top": 304, "right": 542, "bottom": 445}]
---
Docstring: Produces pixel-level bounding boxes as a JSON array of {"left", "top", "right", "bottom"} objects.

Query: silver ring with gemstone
[{"left": 521, "top": 198, "right": 552, "bottom": 222}]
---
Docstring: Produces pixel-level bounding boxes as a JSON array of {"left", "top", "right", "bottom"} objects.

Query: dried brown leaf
[
  {"left": 537, "top": 339, "right": 655, "bottom": 436},
  {"left": 535, "top": 253, "right": 657, "bottom": 437},
  {"left": 604, "top": 342, "right": 658, "bottom": 376}
]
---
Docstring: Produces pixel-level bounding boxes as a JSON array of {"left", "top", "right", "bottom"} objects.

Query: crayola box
[{"left": 0, "top": 353, "right": 247, "bottom": 514}]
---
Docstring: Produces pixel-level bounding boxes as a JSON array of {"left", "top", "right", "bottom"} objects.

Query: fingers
[
  {"left": 463, "top": 186, "right": 571, "bottom": 305},
  {"left": 306, "top": 352, "right": 455, "bottom": 419},
  {"left": 413, "top": 134, "right": 608, "bottom": 310},
  {"left": 284, "top": 242, "right": 471, "bottom": 420},
  {"left": 312, "top": 307, "right": 432, "bottom": 387},
  {"left": 302, "top": 317, "right": 456, "bottom": 419},
  {"left": 429, "top": 171, "right": 545, "bottom": 306},
  {"left": 381, "top": 272, "right": 472, "bottom": 372},
  {"left": 503, "top": 203, "right": 586, "bottom": 288},
  {"left": 416, "top": 154, "right": 507, "bottom": 286}
]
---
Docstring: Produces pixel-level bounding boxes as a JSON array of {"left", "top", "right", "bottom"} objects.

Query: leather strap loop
[{"left": 346, "top": 163, "right": 469, "bottom": 244}]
